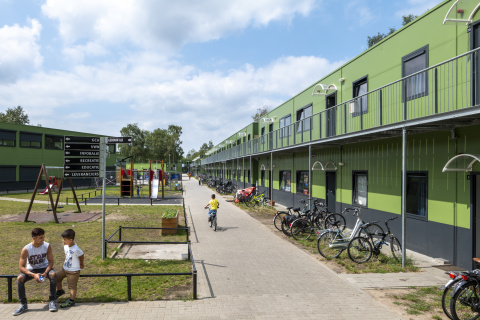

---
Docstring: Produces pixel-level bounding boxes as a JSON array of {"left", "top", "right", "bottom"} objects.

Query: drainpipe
[{"left": 402, "top": 128, "right": 407, "bottom": 268}]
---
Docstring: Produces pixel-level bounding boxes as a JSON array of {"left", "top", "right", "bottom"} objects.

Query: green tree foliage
[
  {"left": 0, "top": 106, "right": 30, "bottom": 124},
  {"left": 120, "top": 123, "right": 184, "bottom": 163},
  {"left": 252, "top": 106, "right": 271, "bottom": 122},
  {"left": 185, "top": 141, "right": 214, "bottom": 160},
  {"left": 367, "top": 15, "right": 418, "bottom": 48}
]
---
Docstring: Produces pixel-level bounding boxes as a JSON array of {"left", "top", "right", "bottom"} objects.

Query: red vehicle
[{"left": 234, "top": 186, "right": 256, "bottom": 203}]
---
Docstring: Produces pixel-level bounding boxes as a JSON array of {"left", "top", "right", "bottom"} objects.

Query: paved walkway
[{"left": 0, "top": 176, "right": 449, "bottom": 319}]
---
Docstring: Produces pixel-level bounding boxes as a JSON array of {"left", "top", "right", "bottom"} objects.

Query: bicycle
[
  {"left": 441, "top": 271, "right": 466, "bottom": 320},
  {"left": 449, "top": 262, "right": 480, "bottom": 320},
  {"left": 347, "top": 216, "right": 402, "bottom": 263},
  {"left": 316, "top": 207, "right": 384, "bottom": 259},
  {"left": 290, "top": 200, "right": 332, "bottom": 241},
  {"left": 207, "top": 208, "right": 218, "bottom": 231},
  {"left": 245, "top": 190, "right": 267, "bottom": 207}
]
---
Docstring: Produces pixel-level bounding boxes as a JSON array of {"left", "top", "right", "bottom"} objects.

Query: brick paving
[{"left": 0, "top": 177, "right": 409, "bottom": 319}]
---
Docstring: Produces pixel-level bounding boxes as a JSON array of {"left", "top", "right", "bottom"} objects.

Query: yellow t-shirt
[{"left": 209, "top": 199, "right": 219, "bottom": 210}]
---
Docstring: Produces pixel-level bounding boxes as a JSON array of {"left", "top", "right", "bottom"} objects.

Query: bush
[{"left": 162, "top": 208, "right": 178, "bottom": 219}]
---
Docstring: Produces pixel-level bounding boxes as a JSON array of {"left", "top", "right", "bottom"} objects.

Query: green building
[
  {"left": 200, "top": 0, "right": 480, "bottom": 269},
  {"left": 0, "top": 123, "right": 117, "bottom": 191}
]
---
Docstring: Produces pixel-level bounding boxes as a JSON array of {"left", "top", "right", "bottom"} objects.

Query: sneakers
[
  {"left": 49, "top": 300, "right": 58, "bottom": 312},
  {"left": 55, "top": 289, "right": 65, "bottom": 299},
  {"left": 13, "top": 304, "right": 28, "bottom": 316},
  {"left": 60, "top": 299, "right": 75, "bottom": 308}
]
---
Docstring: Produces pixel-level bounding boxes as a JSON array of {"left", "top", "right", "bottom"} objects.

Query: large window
[
  {"left": 261, "top": 170, "right": 265, "bottom": 186},
  {"left": 352, "top": 76, "right": 368, "bottom": 116},
  {"left": 20, "top": 165, "right": 41, "bottom": 181},
  {"left": 45, "top": 135, "right": 63, "bottom": 150},
  {"left": 279, "top": 170, "right": 291, "bottom": 192},
  {"left": 0, "top": 129, "right": 16, "bottom": 147},
  {"left": 279, "top": 115, "right": 291, "bottom": 138},
  {"left": 20, "top": 132, "right": 42, "bottom": 148},
  {"left": 406, "top": 172, "right": 428, "bottom": 218},
  {"left": 296, "top": 104, "right": 312, "bottom": 133},
  {"left": 402, "top": 45, "right": 428, "bottom": 101},
  {"left": 353, "top": 171, "right": 368, "bottom": 206},
  {"left": 0, "top": 166, "right": 16, "bottom": 182},
  {"left": 296, "top": 171, "right": 309, "bottom": 195}
]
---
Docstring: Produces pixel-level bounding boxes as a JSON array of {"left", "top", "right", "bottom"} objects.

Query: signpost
[{"left": 63, "top": 136, "right": 132, "bottom": 259}]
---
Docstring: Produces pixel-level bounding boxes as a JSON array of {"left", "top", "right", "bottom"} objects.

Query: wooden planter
[{"left": 161, "top": 212, "right": 179, "bottom": 235}]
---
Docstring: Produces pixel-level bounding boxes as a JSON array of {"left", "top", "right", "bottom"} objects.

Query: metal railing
[{"left": 202, "top": 47, "right": 480, "bottom": 164}]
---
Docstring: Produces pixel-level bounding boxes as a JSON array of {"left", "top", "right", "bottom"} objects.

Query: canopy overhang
[{"left": 442, "top": 153, "right": 480, "bottom": 172}]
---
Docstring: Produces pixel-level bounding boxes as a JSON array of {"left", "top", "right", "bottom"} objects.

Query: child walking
[{"left": 55, "top": 229, "right": 84, "bottom": 308}]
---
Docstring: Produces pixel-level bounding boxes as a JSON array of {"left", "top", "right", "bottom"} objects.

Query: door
[
  {"left": 473, "top": 22, "right": 480, "bottom": 105},
  {"left": 326, "top": 172, "right": 336, "bottom": 213},
  {"left": 326, "top": 93, "right": 336, "bottom": 137},
  {"left": 268, "top": 123, "right": 273, "bottom": 150},
  {"left": 475, "top": 175, "right": 480, "bottom": 260}
]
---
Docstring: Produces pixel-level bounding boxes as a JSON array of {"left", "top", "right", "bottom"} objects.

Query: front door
[
  {"left": 326, "top": 172, "right": 336, "bottom": 212},
  {"left": 326, "top": 93, "right": 336, "bottom": 137}
]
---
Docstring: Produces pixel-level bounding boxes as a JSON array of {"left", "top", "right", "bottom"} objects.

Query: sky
[{"left": 0, "top": 0, "right": 442, "bottom": 155}]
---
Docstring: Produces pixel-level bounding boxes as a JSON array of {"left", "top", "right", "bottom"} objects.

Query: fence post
[
  {"left": 193, "top": 270, "right": 197, "bottom": 300},
  {"left": 119, "top": 226, "right": 122, "bottom": 242},
  {"left": 8, "top": 277, "right": 12, "bottom": 302},
  {"left": 127, "top": 276, "right": 132, "bottom": 301},
  {"left": 118, "top": 198, "right": 120, "bottom": 206}
]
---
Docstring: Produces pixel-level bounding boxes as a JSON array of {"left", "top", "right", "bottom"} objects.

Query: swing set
[{"left": 25, "top": 164, "right": 82, "bottom": 223}]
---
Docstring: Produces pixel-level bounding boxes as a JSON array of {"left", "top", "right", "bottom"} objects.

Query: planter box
[{"left": 161, "top": 212, "right": 179, "bottom": 235}]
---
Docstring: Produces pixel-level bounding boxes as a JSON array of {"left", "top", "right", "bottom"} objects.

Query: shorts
[{"left": 57, "top": 268, "right": 80, "bottom": 290}]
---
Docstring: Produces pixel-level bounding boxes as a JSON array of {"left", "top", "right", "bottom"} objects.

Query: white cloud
[
  {"left": 344, "top": 0, "right": 374, "bottom": 26},
  {"left": 42, "top": 0, "right": 316, "bottom": 55},
  {"left": 0, "top": 19, "right": 43, "bottom": 83}
]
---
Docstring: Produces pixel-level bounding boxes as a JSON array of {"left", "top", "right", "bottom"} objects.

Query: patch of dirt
[
  {"left": 105, "top": 213, "right": 129, "bottom": 221},
  {"left": 162, "top": 284, "right": 192, "bottom": 300},
  {"left": 367, "top": 288, "right": 448, "bottom": 320}
]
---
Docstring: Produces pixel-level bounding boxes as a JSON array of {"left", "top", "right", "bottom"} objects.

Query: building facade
[{"left": 200, "top": 0, "right": 480, "bottom": 269}]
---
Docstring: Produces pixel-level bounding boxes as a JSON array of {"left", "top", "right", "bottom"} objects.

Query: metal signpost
[{"left": 64, "top": 136, "right": 132, "bottom": 260}]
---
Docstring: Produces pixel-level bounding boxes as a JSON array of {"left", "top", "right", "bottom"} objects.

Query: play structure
[
  {"left": 26, "top": 164, "right": 82, "bottom": 223},
  {"left": 118, "top": 160, "right": 167, "bottom": 199}
]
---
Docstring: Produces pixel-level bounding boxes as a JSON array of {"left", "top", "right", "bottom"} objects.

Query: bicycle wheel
[
  {"left": 291, "top": 219, "right": 312, "bottom": 241},
  {"left": 324, "top": 213, "right": 346, "bottom": 231},
  {"left": 442, "top": 278, "right": 462, "bottom": 320},
  {"left": 347, "top": 236, "right": 373, "bottom": 263},
  {"left": 281, "top": 218, "right": 291, "bottom": 236},
  {"left": 317, "top": 232, "right": 344, "bottom": 259},
  {"left": 274, "top": 212, "right": 287, "bottom": 231},
  {"left": 213, "top": 216, "right": 217, "bottom": 231},
  {"left": 358, "top": 223, "right": 384, "bottom": 239},
  {"left": 245, "top": 198, "right": 254, "bottom": 207},
  {"left": 450, "top": 280, "right": 480, "bottom": 320},
  {"left": 390, "top": 236, "right": 402, "bottom": 262},
  {"left": 208, "top": 216, "right": 212, "bottom": 228}
]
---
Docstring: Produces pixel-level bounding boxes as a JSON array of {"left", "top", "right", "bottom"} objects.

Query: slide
[
  {"left": 150, "top": 179, "right": 159, "bottom": 199},
  {"left": 40, "top": 184, "right": 54, "bottom": 195}
]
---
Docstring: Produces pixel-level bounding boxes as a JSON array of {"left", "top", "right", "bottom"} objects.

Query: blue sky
[{"left": 0, "top": 0, "right": 442, "bottom": 154}]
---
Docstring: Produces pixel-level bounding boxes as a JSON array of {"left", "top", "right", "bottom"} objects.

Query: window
[
  {"left": 0, "top": 166, "right": 16, "bottom": 182},
  {"left": 261, "top": 170, "right": 265, "bottom": 186},
  {"left": 353, "top": 171, "right": 368, "bottom": 206},
  {"left": 402, "top": 45, "right": 428, "bottom": 101},
  {"left": 352, "top": 76, "right": 368, "bottom": 116},
  {"left": 0, "top": 129, "right": 16, "bottom": 147},
  {"left": 279, "top": 170, "right": 291, "bottom": 192},
  {"left": 20, "top": 132, "right": 42, "bottom": 148},
  {"left": 45, "top": 135, "right": 63, "bottom": 150},
  {"left": 20, "top": 165, "right": 41, "bottom": 181},
  {"left": 296, "top": 104, "right": 313, "bottom": 133},
  {"left": 406, "top": 172, "right": 427, "bottom": 218},
  {"left": 296, "top": 171, "right": 309, "bottom": 195},
  {"left": 279, "top": 115, "right": 291, "bottom": 138},
  {"left": 261, "top": 127, "right": 265, "bottom": 144}
]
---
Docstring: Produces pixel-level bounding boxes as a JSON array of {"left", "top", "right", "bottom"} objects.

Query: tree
[
  {"left": 119, "top": 123, "right": 149, "bottom": 162},
  {"left": 0, "top": 106, "right": 30, "bottom": 124},
  {"left": 367, "top": 15, "right": 418, "bottom": 48},
  {"left": 252, "top": 106, "right": 271, "bottom": 122}
]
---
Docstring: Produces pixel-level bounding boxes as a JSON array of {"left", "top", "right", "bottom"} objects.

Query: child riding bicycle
[{"left": 204, "top": 194, "right": 219, "bottom": 221}]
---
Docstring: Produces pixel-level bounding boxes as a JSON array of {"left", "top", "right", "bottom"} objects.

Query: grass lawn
[{"left": 0, "top": 196, "right": 192, "bottom": 303}]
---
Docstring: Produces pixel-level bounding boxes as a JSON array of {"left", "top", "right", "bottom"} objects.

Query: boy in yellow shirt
[{"left": 204, "top": 194, "right": 219, "bottom": 221}]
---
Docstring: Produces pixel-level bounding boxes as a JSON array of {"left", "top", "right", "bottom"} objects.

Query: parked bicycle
[
  {"left": 290, "top": 200, "right": 339, "bottom": 241},
  {"left": 441, "top": 270, "right": 465, "bottom": 320},
  {"left": 448, "top": 258, "right": 480, "bottom": 320},
  {"left": 245, "top": 190, "right": 269, "bottom": 207},
  {"left": 347, "top": 216, "right": 402, "bottom": 263},
  {"left": 316, "top": 207, "right": 384, "bottom": 259}
]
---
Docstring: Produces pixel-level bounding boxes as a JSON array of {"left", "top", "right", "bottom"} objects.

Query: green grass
[
  {"left": 0, "top": 200, "right": 192, "bottom": 303},
  {"left": 392, "top": 286, "right": 445, "bottom": 318}
]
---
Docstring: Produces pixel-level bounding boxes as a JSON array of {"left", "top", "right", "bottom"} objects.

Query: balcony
[{"left": 202, "top": 47, "right": 480, "bottom": 165}]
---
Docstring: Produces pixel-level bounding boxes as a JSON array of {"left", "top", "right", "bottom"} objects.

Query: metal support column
[
  {"left": 308, "top": 145, "right": 312, "bottom": 209},
  {"left": 250, "top": 156, "right": 252, "bottom": 186},
  {"left": 270, "top": 152, "right": 273, "bottom": 209},
  {"left": 401, "top": 128, "right": 407, "bottom": 267}
]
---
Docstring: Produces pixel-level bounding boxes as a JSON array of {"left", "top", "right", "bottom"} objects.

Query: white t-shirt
[
  {"left": 25, "top": 242, "right": 49, "bottom": 271},
  {"left": 63, "top": 244, "right": 84, "bottom": 272}
]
